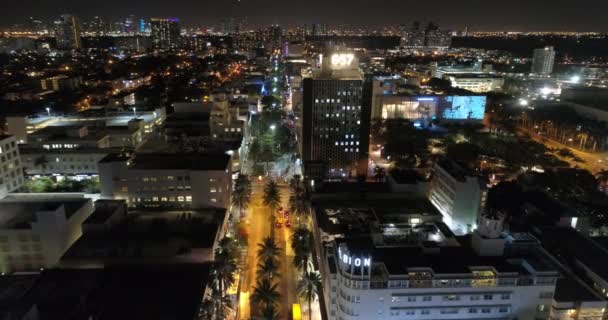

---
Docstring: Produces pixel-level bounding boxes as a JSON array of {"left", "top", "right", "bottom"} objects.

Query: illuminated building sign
[
  {"left": 338, "top": 247, "right": 371, "bottom": 267},
  {"left": 331, "top": 53, "right": 355, "bottom": 67}
]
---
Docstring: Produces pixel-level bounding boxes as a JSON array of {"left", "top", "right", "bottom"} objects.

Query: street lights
[
  {"left": 132, "top": 107, "right": 137, "bottom": 117},
  {"left": 45, "top": 107, "right": 51, "bottom": 116},
  {"left": 269, "top": 124, "right": 276, "bottom": 131}
]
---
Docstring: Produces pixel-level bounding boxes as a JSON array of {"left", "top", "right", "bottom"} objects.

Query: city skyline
[{"left": 1, "top": 0, "right": 608, "bottom": 32}]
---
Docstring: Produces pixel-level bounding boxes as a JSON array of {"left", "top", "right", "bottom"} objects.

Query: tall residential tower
[
  {"left": 54, "top": 14, "right": 81, "bottom": 50},
  {"left": 531, "top": 46, "right": 556, "bottom": 75},
  {"left": 302, "top": 50, "right": 371, "bottom": 179},
  {"left": 150, "top": 18, "right": 181, "bottom": 49}
]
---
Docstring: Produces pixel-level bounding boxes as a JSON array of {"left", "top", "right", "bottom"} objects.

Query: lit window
[
  {"left": 186, "top": 196, "right": 192, "bottom": 201},
  {"left": 178, "top": 196, "right": 185, "bottom": 202},
  {"left": 210, "top": 198, "right": 217, "bottom": 203}
]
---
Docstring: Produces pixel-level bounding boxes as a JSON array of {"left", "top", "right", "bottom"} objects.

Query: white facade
[
  {"left": 0, "top": 195, "right": 93, "bottom": 274},
  {"left": 20, "top": 149, "right": 111, "bottom": 175},
  {"left": 321, "top": 241, "right": 558, "bottom": 320},
  {"left": 447, "top": 75, "right": 504, "bottom": 93},
  {"left": 98, "top": 153, "right": 232, "bottom": 209},
  {"left": 0, "top": 135, "right": 25, "bottom": 198},
  {"left": 5, "top": 108, "right": 165, "bottom": 144},
  {"left": 429, "top": 161, "right": 486, "bottom": 235}
]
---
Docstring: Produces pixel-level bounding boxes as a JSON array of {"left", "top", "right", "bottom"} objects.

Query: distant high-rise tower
[
  {"left": 531, "top": 46, "right": 556, "bottom": 75},
  {"left": 150, "top": 18, "right": 181, "bottom": 49},
  {"left": 54, "top": 14, "right": 82, "bottom": 50},
  {"left": 302, "top": 49, "right": 372, "bottom": 179}
]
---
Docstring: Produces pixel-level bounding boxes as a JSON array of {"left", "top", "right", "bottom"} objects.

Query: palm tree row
[
  {"left": 288, "top": 175, "right": 310, "bottom": 225},
  {"left": 252, "top": 237, "right": 282, "bottom": 319},
  {"left": 232, "top": 173, "right": 252, "bottom": 219},
  {"left": 263, "top": 179, "right": 281, "bottom": 238},
  {"left": 290, "top": 226, "right": 323, "bottom": 320},
  {"left": 205, "top": 237, "right": 238, "bottom": 320},
  {"left": 291, "top": 226, "right": 312, "bottom": 278}
]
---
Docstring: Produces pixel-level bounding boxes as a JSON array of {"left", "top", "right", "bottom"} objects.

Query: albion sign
[
  {"left": 338, "top": 247, "right": 371, "bottom": 267},
  {"left": 331, "top": 53, "right": 355, "bottom": 67}
]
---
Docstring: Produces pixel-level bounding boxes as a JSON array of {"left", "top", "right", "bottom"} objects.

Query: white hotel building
[{"left": 310, "top": 196, "right": 599, "bottom": 320}]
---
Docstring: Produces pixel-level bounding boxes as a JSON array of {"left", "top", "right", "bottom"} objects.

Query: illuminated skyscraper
[
  {"left": 302, "top": 50, "right": 372, "bottom": 179},
  {"left": 532, "top": 46, "right": 556, "bottom": 75},
  {"left": 150, "top": 18, "right": 181, "bottom": 49},
  {"left": 54, "top": 14, "right": 82, "bottom": 50}
]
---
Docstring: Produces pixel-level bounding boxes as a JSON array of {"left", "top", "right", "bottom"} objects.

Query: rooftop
[
  {"left": 553, "top": 277, "right": 603, "bottom": 303},
  {"left": 334, "top": 233, "right": 557, "bottom": 278},
  {"left": 129, "top": 153, "right": 231, "bottom": 171},
  {"left": 84, "top": 200, "right": 126, "bottom": 225},
  {"left": 63, "top": 208, "right": 225, "bottom": 264},
  {"left": 18, "top": 264, "right": 210, "bottom": 320},
  {"left": 435, "top": 158, "right": 477, "bottom": 182},
  {"left": 0, "top": 198, "right": 90, "bottom": 229},
  {"left": 539, "top": 227, "right": 608, "bottom": 281}
]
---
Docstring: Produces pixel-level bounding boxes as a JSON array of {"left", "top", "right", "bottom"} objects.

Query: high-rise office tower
[
  {"left": 54, "top": 14, "right": 82, "bottom": 50},
  {"left": 302, "top": 50, "right": 372, "bottom": 179},
  {"left": 150, "top": 18, "right": 181, "bottom": 49},
  {"left": 531, "top": 46, "right": 556, "bottom": 75}
]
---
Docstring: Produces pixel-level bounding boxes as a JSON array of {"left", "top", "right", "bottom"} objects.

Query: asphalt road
[
  {"left": 239, "top": 180, "right": 297, "bottom": 319},
  {"left": 518, "top": 126, "right": 608, "bottom": 174}
]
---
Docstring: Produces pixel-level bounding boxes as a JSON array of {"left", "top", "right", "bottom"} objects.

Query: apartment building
[
  {"left": 0, "top": 135, "right": 25, "bottom": 198},
  {"left": 98, "top": 152, "right": 232, "bottom": 209}
]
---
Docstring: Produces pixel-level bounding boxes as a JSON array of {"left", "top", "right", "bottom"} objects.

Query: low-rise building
[
  {"left": 98, "top": 152, "right": 232, "bottom": 209},
  {"left": 0, "top": 194, "right": 93, "bottom": 273},
  {"left": 62, "top": 205, "right": 227, "bottom": 268},
  {"left": 446, "top": 74, "right": 504, "bottom": 93}
]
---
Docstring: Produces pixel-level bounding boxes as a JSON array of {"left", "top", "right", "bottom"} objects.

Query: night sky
[{"left": 1, "top": 0, "right": 607, "bottom": 31}]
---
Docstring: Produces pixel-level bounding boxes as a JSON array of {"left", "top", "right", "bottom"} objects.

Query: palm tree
[
  {"left": 216, "top": 236, "right": 238, "bottom": 258},
  {"left": 263, "top": 179, "right": 281, "bottom": 237},
  {"left": 257, "top": 257, "right": 280, "bottom": 280},
  {"left": 232, "top": 174, "right": 252, "bottom": 218},
  {"left": 211, "top": 237, "right": 238, "bottom": 320},
  {"left": 289, "top": 174, "right": 304, "bottom": 195},
  {"left": 257, "top": 237, "right": 281, "bottom": 262},
  {"left": 288, "top": 192, "right": 309, "bottom": 225},
  {"left": 260, "top": 303, "right": 280, "bottom": 320},
  {"left": 293, "top": 250, "right": 312, "bottom": 278},
  {"left": 251, "top": 278, "right": 281, "bottom": 319},
  {"left": 291, "top": 227, "right": 312, "bottom": 277},
  {"left": 298, "top": 271, "right": 323, "bottom": 320},
  {"left": 199, "top": 298, "right": 215, "bottom": 320}
]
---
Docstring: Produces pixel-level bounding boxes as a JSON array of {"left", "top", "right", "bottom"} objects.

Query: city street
[
  {"left": 238, "top": 54, "right": 304, "bottom": 320},
  {"left": 238, "top": 180, "right": 298, "bottom": 319},
  {"left": 518, "top": 126, "right": 608, "bottom": 174}
]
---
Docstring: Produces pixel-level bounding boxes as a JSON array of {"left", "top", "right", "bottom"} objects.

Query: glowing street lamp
[
  {"left": 45, "top": 107, "right": 51, "bottom": 116},
  {"left": 269, "top": 124, "right": 276, "bottom": 131},
  {"left": 132, "top": 107, "right": 137, "bottom": 117}
]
